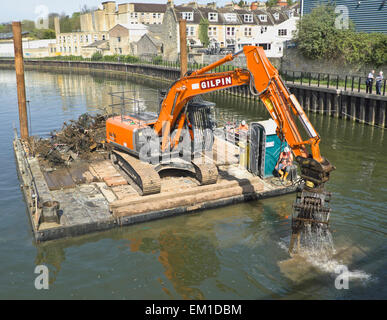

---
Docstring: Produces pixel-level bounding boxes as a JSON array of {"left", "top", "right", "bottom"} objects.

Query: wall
[
  {"left": 302, "top": 0, "right": 387, "bottom": 34},
  {"left": 281, "top": 48, "right": 387, "bottom": 76},
  {"left": 0, "top": 58, "right": 385, "bottom": 128},
  {"left": 202, "top": 54, "right": 282, "bottom": 70},
  {"left": 0, "top": 39, "right": 56, "bottom": 57},
  {"left": 161, "top": 7, "right": 179, "bottom": 61},
  {"left": 135, "top": 35, "right": 159, "bottom": 57}
]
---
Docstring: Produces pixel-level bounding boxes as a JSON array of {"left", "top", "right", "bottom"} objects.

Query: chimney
[
  {"left": 102, "top": 1, "right": 116, "bottom": 13},
  {"left": 207, "top": 2, "right": 217, "bottom": 10},
  {"left": 54, "top": 16, "right": 60, "bottom": 35},
  {"left": 251, "top": 2, "right": 258, "bottom": 10},
  {"left": 188, "top": 1, "right": 198, "bottom": 9}
]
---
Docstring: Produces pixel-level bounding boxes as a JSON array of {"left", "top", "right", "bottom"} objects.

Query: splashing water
[{"left": 279, "top": 225, "right": 371, "bottom": 283}]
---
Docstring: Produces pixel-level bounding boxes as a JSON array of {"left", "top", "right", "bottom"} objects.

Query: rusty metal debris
[{"left": 33, "top": 113, "right": 110, "bottom": 167}]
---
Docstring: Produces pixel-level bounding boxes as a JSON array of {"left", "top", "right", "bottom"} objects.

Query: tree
[
  {"left": 198, "top": 18, "right": 210, "bottom": 47},
  {"left": 287, "top": 0, "right": 294, "bottom": 6},
  {"left": 266, "top": 0, "right": 277, "bottom": 8},
  {"left": 238, "top": 0, "right": 245, "bottom": 8},
  {"left": 295, "top": 4, "right": 387, "bottom": 66}
]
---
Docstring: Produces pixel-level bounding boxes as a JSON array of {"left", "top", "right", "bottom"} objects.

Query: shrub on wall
[
  {"left": 152, "top": 55, "right": 163, "bottom": 65},
  {"left": 91, "top": 51, "right": 103, "bottom": 61},
  {"left": 198, "top": 18, "right": 210, "bottom": 48}
]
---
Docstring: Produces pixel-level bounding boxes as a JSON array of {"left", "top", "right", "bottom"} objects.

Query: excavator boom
[{"left": 106, "top": 46, "right": 335, "bottom": 253}]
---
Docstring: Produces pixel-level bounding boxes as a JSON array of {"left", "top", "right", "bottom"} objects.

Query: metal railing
[
  {"left": 2, "top": 55, "right": 385, "bottom": 96},
  {"left": 280, "top": 70, "right": 386, "bottom": 96}
]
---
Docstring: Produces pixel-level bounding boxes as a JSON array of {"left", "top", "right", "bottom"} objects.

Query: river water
[{"left": 0, "top": 68, "right": 385, "bottom": 299}]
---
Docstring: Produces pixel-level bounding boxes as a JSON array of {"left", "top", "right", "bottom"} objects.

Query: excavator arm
[
  {"left": 156, "top": 46, "right": 335, "bottom": 253},
  {"left": 157, "top": 46, "right": 334, "bottom": 189}
]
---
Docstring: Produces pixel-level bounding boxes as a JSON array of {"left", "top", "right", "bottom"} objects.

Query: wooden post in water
[
  {"left": 179, "top": 19, "right": 187, "bottom": 78},
  {"left": 12, "top": 21, "right": 29, "bottom": 140}
]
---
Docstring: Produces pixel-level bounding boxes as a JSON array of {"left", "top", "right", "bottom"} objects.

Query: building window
[
  {"left": 259, "top": 14, "right": 267, "bottom": 22},
  {"left": 278, "top": 29, "right": 287, "bottom": 36},
  {"left": 119, "top": 48, "right": 122, "bottom": 54},
  {"left": 244, "top": 27, "right": 252, "bottom": 37},
  {"left": 244, "top": 14, "right": 253, "bottom": 23},
  {"left": 261, "top": 26, "right": 267, "bottom": 33},
  {"left": 94, "top": 34, "right": 98, "bottom": 41},
  {"left": 208, "top": 12, "right": 218, "bottom": 22},
  {"left": 75, "top": 46, "right": 77, "bottom": 52},
  {"left": 68, "top": 47, "right": 71, "bottom": 53},
  {"left": 186, "top": 26, "right": 194, "bottom": 36},
  {"left": 224, "top": 13, "right": 237, "bottom": 22},
  {"left": 226, "top": 27, "right": 235, "bottom": 36},
  {"left": 274, "top": 13, "right": 280, "bottom": 20},
  {"left": 157, "top": 13, "right": 161, "bottom": 18},
  {"left": 80, "top": 35, "right": 83, "bottom": 42},
  {"left": 153, "top": 13, "right": 156, "bottom": 19},
  {"left": 259, "top": 43, "right": 271, "bottom": 50},
  {"left": 117, "top": 36, "right": 121, "bottom": 42},
  {"left": 208, "top": 27, "right": 217, "bottom": 37},
  {"left": 102, "top": 35, "right": 105, "bottom": 40},
  {"left": 181, "top": 12, "right": 193, "bottom": 21}
]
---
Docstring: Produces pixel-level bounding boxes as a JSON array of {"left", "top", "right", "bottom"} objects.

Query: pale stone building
[
  {"left": 109, "top": 23, "right": 148, "bottom": 55},
  {"left": 117, "top": 2, "right": 167, "bottom": 25}
]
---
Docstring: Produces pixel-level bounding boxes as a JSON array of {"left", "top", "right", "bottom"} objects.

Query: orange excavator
[{"left": 105, "top": 46, "right": 335, "bottom": 252}]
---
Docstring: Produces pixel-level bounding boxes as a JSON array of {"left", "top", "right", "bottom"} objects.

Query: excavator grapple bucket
[{"left": 289, "top": 188, "right": 332, "bottom": 253}]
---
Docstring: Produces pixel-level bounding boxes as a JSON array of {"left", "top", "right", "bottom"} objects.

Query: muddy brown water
[{"left": 0, "top": 68, "right": 386, "bottom": 299}]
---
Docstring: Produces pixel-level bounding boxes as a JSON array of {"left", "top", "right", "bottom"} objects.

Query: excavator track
[
  {"left": 110, "top": 150, "right": 161, "bottom": 196},
  {"left": 191, "top": 158, "right": 218, "bottom": 185}
]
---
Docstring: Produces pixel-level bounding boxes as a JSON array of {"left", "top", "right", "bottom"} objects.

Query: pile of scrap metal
[{"left": 33, "top": 113, "right": 110, "bottom": 167}]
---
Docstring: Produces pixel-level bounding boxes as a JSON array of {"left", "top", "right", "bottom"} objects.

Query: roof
[
  {"left": 132, "top": 3, "right": 167, "bottom": 13},
  {"left": 0, "top": 31, "right": 29, "bottom": 40},
  {"left": 175, "top": 5, "right": 203, "bottom": 24},
  {"left": 84, "top": 40, "right": 108, "bottom": 48},
  {"left": 114, "top": 23, "right": 148, "bottom": 31},
  {"left": 267, "top": 8, "right": 288, "bottom": 24}
]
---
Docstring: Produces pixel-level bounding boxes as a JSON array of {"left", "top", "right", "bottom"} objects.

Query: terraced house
[
  {"left": 53, "top": 1, "right": 300, "bottom": 59},
  {"left": 162, "top": 0, "right": 300, "bottom": 59}
]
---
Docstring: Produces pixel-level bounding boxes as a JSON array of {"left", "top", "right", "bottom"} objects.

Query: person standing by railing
[
  {"left": 366, "top": 70, "right": 375, "bottom": 94},
  {"left": 375, "top": 71, "right": 384, "bottom": 95}
]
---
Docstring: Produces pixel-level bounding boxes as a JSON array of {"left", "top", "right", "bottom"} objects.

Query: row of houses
[{"left": 49, "top": 0, "right": 300, "bottom": 60}]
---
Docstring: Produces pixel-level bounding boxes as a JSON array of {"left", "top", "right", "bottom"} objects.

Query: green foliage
[
  {"left": 198, "top": 18, "right": 210, "bottom": 47},
  {"left": 152, "top": 55, "right": 163, "bottom": 65},
  {"left": 0, "top": 24, "right": 11, "bottom": 33},
  {"left": 238, "top": 0, "right": 245, "bottom": 7},
  {"left": 91, "top": 51, "right": 103, "bottom": 61},
  {"left": 296, "top": 4, "right": 387, "bottom": 67},
  {"left": 59, "top": 13, "right": 80, "bottom": 33},
  {"left": 123, "top": 55, "right": 140, "bottom": 63},
  {"left": 287, "top": 0, "right": 294, "bottom": 6},
  {"left": 41, "top": 29, "right": 56, "bottom": 39},
  {"left": 102, "top": 55, "right": 119, "bottom": 62},
  {"left": 266, "top": 0, "right": 277, "bottom": 8}
]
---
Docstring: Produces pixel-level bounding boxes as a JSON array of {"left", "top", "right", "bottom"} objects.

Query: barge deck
[{"left": 14, "top": 131, "right": 298, "bottom": 242}]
